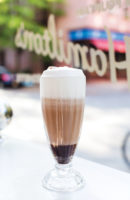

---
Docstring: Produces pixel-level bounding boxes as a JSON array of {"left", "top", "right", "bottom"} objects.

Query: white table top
[{"left": 0, "top": 138, "right": 130, "bottom": 200}]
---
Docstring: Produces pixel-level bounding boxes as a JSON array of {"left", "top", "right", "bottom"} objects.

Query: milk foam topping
[{"left": 40, "top": 66, "right": 86, "bottom": 99}]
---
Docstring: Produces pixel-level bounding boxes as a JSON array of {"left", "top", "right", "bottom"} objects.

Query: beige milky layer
[{"left": 42, "top": 98, "right": 84, "bottom": 146}]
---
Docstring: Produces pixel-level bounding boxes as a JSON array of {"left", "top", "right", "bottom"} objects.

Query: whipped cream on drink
[{"left": 40, "top": 66, "right": 86, "bottom": 99}]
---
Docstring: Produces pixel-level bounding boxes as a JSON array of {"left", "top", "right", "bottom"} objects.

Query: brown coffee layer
[
  {"left": 42, "top": 98, "right": 84, "bottom": 146},
  {"left": 51, "top": 144, "right": 77, "bottom": 164}
]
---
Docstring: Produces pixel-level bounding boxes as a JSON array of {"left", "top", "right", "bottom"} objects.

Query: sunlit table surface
[{"left": 0, "top": 138, "right": 130, "bottom": 200}]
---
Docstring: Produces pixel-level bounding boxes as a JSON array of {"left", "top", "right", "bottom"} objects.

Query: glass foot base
[{"left": 42, "top": 164, "right": 85, "bottom": 192}]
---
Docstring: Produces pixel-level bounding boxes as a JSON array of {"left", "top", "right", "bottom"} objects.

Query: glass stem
[{"left": 55, "top": 162, "right": 72, "bottom": 177}]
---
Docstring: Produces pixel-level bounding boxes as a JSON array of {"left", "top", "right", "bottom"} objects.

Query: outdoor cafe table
[{"left": 0, "top": 138, "right": 130, "bottom": 200}]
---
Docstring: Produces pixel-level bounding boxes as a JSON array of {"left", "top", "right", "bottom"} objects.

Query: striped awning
[{"left": 69, "top": 29, "right": 130, "bottom": 53}]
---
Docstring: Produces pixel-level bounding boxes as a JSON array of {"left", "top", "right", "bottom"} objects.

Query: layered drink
[{"left": 40, "top": 66, "right": 86, "bottom": 164}]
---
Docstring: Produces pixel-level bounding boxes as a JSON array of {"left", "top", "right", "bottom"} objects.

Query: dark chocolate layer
[{"left": 51, "top": 144, "right": 77, "bottom": 164}]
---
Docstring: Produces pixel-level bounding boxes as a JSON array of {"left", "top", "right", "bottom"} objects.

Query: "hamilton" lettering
[{"left": 15, "top": 14, "right": 130, "bottom": 88}]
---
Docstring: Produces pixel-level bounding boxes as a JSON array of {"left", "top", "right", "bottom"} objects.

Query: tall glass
[{"left": 40, "top": 66, "right": 86, "bottom": 192}]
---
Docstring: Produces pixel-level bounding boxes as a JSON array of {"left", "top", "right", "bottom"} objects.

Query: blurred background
[{"left": 0, "top": 0, "right": 130, "bottom": 172}]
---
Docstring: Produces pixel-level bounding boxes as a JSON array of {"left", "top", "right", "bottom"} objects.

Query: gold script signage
[
  {"left": 15, "top": 15, "right": 130, "bottom": 88},
  {"left": 78, "top": 0, "right": 122, "bottom": 15}
]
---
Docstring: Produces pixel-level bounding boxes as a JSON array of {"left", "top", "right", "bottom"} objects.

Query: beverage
[
  {"left": 40, "top": 66, "right": 86, "bottom": 191},
  {"left": 42, "top": 98, "right": 84, "bottom": 164}
]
